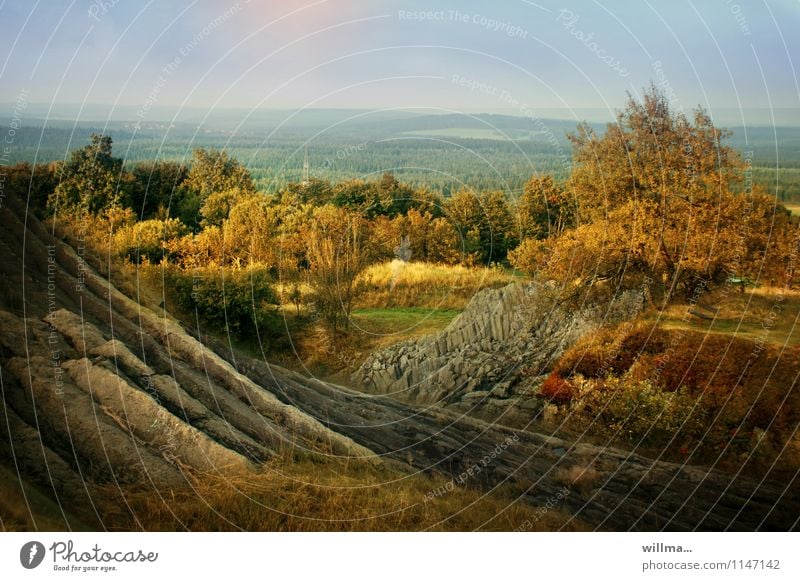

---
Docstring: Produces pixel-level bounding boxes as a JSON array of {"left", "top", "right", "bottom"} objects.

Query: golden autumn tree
[
  {"left": 185, "top": 149, "right": 256, "bottom": 229},
  {"left": 512, "top": 85, "right": 794, "bottom": 302},
  {"left": 303, "top": 205, "right": 372, "bottom": 333},
  {"left": 568, "top": 84, "right": 743, "bottom": 222}
]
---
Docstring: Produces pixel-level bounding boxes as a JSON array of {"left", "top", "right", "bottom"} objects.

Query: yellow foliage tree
[
  {"left": 512, "top": 85, "right": 795, "bottom": 301},
  {"left": 303, "top": 205, "right": 372, "bottom": 333}
]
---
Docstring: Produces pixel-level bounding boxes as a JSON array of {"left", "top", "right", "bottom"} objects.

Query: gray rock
[{"left": 352, "top": 281, "right": 643, "bottom": 416}]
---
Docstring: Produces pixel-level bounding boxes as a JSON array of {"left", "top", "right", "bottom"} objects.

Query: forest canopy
[{"left": 6, "top": 86, "right": 798, "bottom": 336}]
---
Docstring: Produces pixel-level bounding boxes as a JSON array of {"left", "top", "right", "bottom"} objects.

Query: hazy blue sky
[{"left": 1, "top": 0, "right": 798, "bottom": 121}]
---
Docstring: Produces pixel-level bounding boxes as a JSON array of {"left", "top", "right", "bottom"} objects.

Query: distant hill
[{"left": 3, "top": 109, "right": 800, "bottom": 200}]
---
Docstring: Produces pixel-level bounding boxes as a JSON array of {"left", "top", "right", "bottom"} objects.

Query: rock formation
[{"left": 353, "top": 281, "right": 643, "bottom": 418}]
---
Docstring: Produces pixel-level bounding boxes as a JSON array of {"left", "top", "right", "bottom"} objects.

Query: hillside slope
[{"left": 0, "top": 192, "right": 798, "bottom": 531}]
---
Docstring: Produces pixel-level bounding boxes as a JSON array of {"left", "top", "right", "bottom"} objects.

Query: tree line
[{"left": 4, "top": 85, "right": 797, "bottom": 336}]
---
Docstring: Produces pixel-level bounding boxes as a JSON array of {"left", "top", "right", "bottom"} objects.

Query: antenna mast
[{"left": 302, "top": 145, "right": 310, "bottom": 185}]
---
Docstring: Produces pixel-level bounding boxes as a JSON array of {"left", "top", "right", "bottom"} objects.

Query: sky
[{"left": 1, "top": 0, "right": 799, "bottom": 123}]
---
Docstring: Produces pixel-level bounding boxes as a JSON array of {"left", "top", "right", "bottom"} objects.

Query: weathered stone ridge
[{"left": 354, "top": 282, "right": 644, "bottom": 406}]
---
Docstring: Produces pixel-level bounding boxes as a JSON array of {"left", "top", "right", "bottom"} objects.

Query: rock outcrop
[
  {"left": 0, "top": 192, "right": 378, "bottom": 530},
  {"left": 353, "top": 281, "right": 643, "bottom": 412}
]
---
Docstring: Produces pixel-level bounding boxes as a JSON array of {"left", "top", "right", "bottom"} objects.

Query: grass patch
[
  {"left": 360, "top": 260, "right": 517, "bottom": 310},
  {"left": 351, "top": 307, "right": 460, "bottom": 339},
  {"left": 287, "top": 307, "right": 461, "bottom": 377},
  {"left": 544, "top": 297, "right": 800, "bottom": 474},
  {"left": 126, "top": 260, "right": 490, "bottom": 376},
  {"left": 783, "top": 202, "right": 800, "bottom": 216},
  {"left": 286, "top": 261, "right": 514, "bottom": 374},
  {"left": 97, "top": 457, "right": 585, "bottom": 532},
  {"left": 645, "top": 286, "right": 800, "bottom": 348}
]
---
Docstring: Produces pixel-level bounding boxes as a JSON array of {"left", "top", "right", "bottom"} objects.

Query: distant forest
[{"left": 5, "top": 112, "right": 800, "bottom": 201}]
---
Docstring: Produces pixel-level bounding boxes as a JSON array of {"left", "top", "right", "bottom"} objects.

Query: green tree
[
  {"left": 184, "top": 149, "right": 255, "bottom": 200},
  {"left": 331, "top": 179, "right": 382, "bottom": 216},
  {"left": 129, "top": 160, "right": 189, "bottom": 220},
  {"left": 407, "top": 186, "right": 445, "bottom": 218},
  {"left": 517, "top": 175, "right": 576, "bottom": 240},
  {"left": 446, "top": 189, "right": 484, "bottom": 264},
  {"left": 479, "top": 190, "right": 517, "bottom": 263},
  {"left": 48, "top": 134, "right": 129, "bottom": 214},
  {"left": 200, "top": 187, "right": 251, "bottom": 229},
  {"left": 446, "top": 189, "right": 516, "bottom": 264},
  {"left": 286, "top": 177, "right": 333, "bottom": 205},
  {"left": 112, "top": 217, "right": 188, "bottom": 264},
  {"left": 168, "top": 266, "right": 279, "bottom": 338},
  {"left": 378, "top": 172, "right": 416, "bottom": 216},
  {"left": 2, "top": 161, "right": 61, "bottom": 216},
  {"left": 303, "top": 205, "right": 372, "bottom": 334}
]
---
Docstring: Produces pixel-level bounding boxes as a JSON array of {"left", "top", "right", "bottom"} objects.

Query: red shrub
[{"left": 539, "top": 372, "right": 575, "bottom": 405}]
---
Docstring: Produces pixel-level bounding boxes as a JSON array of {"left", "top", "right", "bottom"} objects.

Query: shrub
[
  {"left": 113, "top": 218, "right": 187, "bottom": 264},
  {"left": 539, "top": 372, "right": 575, "bottom": 405},
  {"left": 553, "top": 322, "right": 646, "bottom": 379},
  {"left": 167, "top": 266, "right": 279, "bottom": 340},
  {"left": 577, "top": 376, "right": 707, "bottom": 448},
  {"left": 549, "top": 318, "right": 800, "bottom": 465},
  {"left": 508, "top": 238, "right": 546, "bottom": 276}
]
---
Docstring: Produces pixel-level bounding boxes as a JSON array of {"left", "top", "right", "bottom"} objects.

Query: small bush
[
  {"left": 167, "top": 266, "right": 279, "bottom": 340},
  {"left": 113, "top": 217, "right": 187, "bottom": 264},
  {"left": 577, "top": 376, "right": 707, "bottom": 448},
  {"left": 552, "top": 322, "right": 653, "bottom": 380},
  {"left": 508, "top": 238, "right": 546, "bottom": 276},
  {"left": 539, "top": 372, "right": 575, "bottom": 405},
  {"left": 549, "top": 318, "right": 800, "bottom": 465}
]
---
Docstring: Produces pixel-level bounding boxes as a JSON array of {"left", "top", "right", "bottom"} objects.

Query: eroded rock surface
[{"left": 353, "top": 282, "right": 643, "bottom": 411}]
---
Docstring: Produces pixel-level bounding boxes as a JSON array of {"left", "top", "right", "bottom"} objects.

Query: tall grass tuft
[
  {"left": 359, "top": 260, "right": 516, "bottom": 310},
  {"left": 96, "top": 457, "right": 584, "bottom": 532}
]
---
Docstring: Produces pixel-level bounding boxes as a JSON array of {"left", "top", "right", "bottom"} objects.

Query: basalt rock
[{"left": 353, "top": 281, "right": 644, "bottom": 412}]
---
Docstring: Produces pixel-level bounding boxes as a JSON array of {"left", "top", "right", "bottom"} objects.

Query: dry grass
[
  {"left": 648, "top": 285, "right": 800, "bottom": 347},
  {"left": 96, "top": 457, "right": 584, "bottom": 532},
  {"left": 547, "top": 290, "right": 800, "bottom": 473},
  {"left": 553, "top": 465, "right": 601, "bottom": 494},
  {"left": 0, "top": 465, "right": 90, "bottom": 531},
  {"left": 359, "top": 260, "right": 517, "bottom": 310},
  {"left": 198, "top": 260, "right": 514, "bottom": 315},
  {"left": 287, "top": 308, "right": 462, "bottom": 377},
  {"left": 282, "top": 261, "right": 516, "bottom": 374},
  {"left": 783, "top": 203, "right": 800, "bottom": 216}
]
